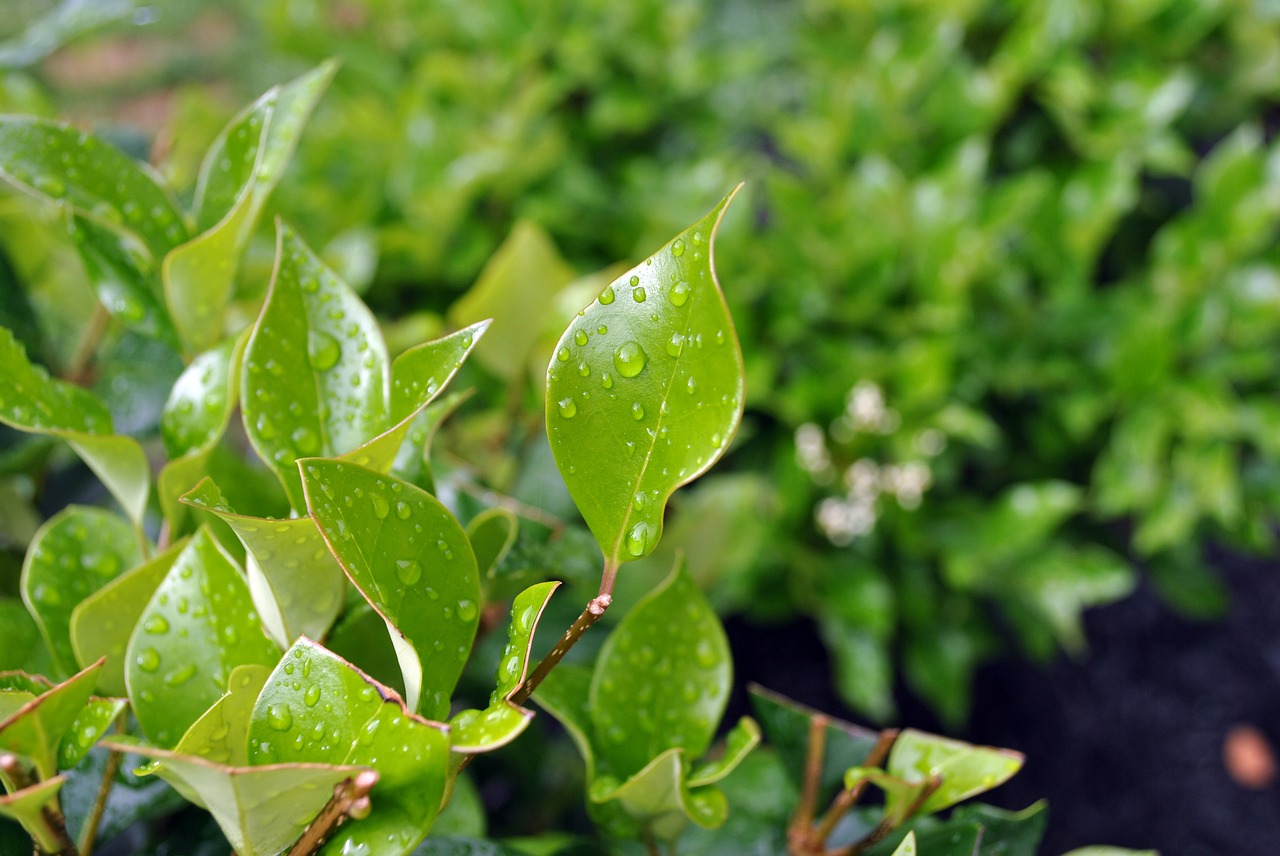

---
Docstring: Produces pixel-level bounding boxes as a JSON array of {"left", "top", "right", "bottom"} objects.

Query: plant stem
[
  {"left": 789, "top": 714, "right": 827, "bottom": 849},
  {"left": 0, "top": 754, "right": 79, "bottom": 855},
  {"left": 64, "top": 304, "right": 109, "bottom": 385},
  {"left": 836, "top": 776, "right": 940, "bottom": 856},
  {"left": 509, "top": 592, "right": 612, "bottom": 707},
  {"left": 285, "top": 770, "right": 379, "bottom": 856},
  {"left": 812, "top": 729, "right": 897, "bottom": 846},
  {"left": 79, "top": 711, "right": 130, "bottom": 856}
]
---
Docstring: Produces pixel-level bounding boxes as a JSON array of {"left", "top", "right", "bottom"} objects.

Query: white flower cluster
[{"left": 796, "top": 381, "right": 942, "bottom": 546}]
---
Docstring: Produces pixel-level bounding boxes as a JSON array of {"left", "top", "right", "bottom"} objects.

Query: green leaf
[
  {"left": 0, "top": 327, "right": 150, "bottom": 524},
  {"left": 105, "top": 736, "right": 365, "bottom": 856},
  {"left": 342, "top": 320, "right": 490, "bottom": 475},
  {"left": 21, "top": 506, "right": 141, "bottom": 675},
  {"left": 0, "top": 117, "right": 187, "bottom": 261},
  {"left": 951, "top": 801, "right": 1047, "bottom": 856},
  {"left": 891, "top": 831, "right": 917, "bottom": 856},
  {"left": 248, "top": 638, "right": 451, "bottom": 856},
  {"left": 468, "top": 508, "right": 519, "bottom": 592},
  {"left": 0, "top": 775, "right": 65, "bottom": 853},
  {"left": 589, "top": 559, "right": 730, "bottom": 779},
  {"left": 0, "top": 600, "right": 41, "bottom": 672},
  {"left": 449, "top": 221, "right": 576, "bottom": 381},
  {"left": 0, "top": 658, "right": 104, "bottom": 778},
  {"left": 0, "top": 0, "right": 140, "bottom": 69},
  {"left": 173, "top": 664, "right": 270, "bottom": 766},
  {"left": 56, "top": 696, "right": 125, "bottom": 770},
  {"left": 180, "top": 477, "right": 346, "bottom": 648},
  {"left": 884, "top": 729, "right": 1023, "bottom": 819},
  {"left": 687, "top": 717, "right": 761, "bottom": 787},
  {"left": 70, "top": 538, "right": 187, "bottom": 696},
  {"left": 68, "top": 212, "right": 177, "bottom": 344},
  {"left": 164, "top": 61, "right": 337, "bottom": 353},
  {"left": 591, "top": 749, "right": 727, "bottom": 842},
  {"left": 300, "top": 460, "right": 480, "bottom": 719},
  {"left": 546, "top": 187, "right": 744, "bottom": 567},
  {"left": 161, "top": 334, "right": 247, "bottom": 460},
  {"left": 448, "top": 581, "right": 558, "bottom": 754},
  {"left": 747, "top": 684, "right": 881, "bottom": 804},
  {"left": 243, "top": 223, "right": 390, "bottom": 508},
  {"left": 530, "top": 663, "right": 596, "bottom": 776},
  {"left": 125, "top": 528, "right": 279, "bottom": 747}
]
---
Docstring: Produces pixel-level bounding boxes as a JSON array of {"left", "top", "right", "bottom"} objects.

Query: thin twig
[
  {"left": 837, "top": 776, "right": 941, "bottom": 856},
  {"left": 813, "top": 728, "right": 898, "bottom": 844},
  {"left": 285, "top": 770, "right": 379, "bottom": 856},
  {"left": 63, "top": 304, "right": 109, "bottom": 385},
  {"left": 789, "top": 713, "right": 828, "bottom": 853},
  {"left": 509, "top": 592, "right": 612, "bottom": 707},
  {"left": 77, "top": 745, "right": 122, "bottom": 855}
]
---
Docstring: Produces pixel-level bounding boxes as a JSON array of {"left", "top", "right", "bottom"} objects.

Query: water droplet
[
  {"left": 304, "top": 685, "right": 322, "bottom": 707},
  {"left": 666, "top": 333, "right": 685, "bottom": 356},
  {"left": 686, "top": 376, "right": 697, "bottom": 394},
  {"left": 577, "top": 361, "right": 590, "bottom": 377},
  {"left": 597, "top": 324, "right": 608, "bottom": 335},
  {"left": 557, "top": 397, "right": 578, "bottom": 419},
  {"left": 396, "top": 559, "right": 422, "bottom": 585},
  {"left": 291, "top": 426, "right": 320, "bottom": 455},
  {"left": 574, "top": 330, "right": 589, "bottom": 346},
  {"left": 692, "top": 230, "right": 704, "bottom": 247},
  {"left": 143, "top": 616, "right": 169, "bottom": 634},
  {"left": 670, "top": 280, "right": 691, "bottom": 307},
  {"left": 395, "top": 501, "right": 412, "bottom": 520},
  {"left": 672, "top": 239, "right": 686, "bottom": 257},
  {"left": 632, "top": 402, "right": 645, "bottom": 420},
  {"left": 599, "top": 285, "right": 616, "bottom": 304},
  {"left": 614, "top": 342, "right": 647, "bottom": 378},
  {"left": 370, "top": 494, "right": 389, "bottom": 519},
  {"left": 267, "top": 703, "right": 294, "bottom": 731},
  {"left": 135, "top": 647, "right": 160, "bottom": 672},
  {"left": 601, "top": 372, "right": 614, "bottom": 389},
  {"left": 308, "top": 331, "right": 341, "bottom": 371},
  {"left": 625, "top": 522, "right": 651, "bottom": 557},
  {"left": 695, "top": 638, "right": 719, "bottom": 668},
  {"left": 457, "top": 599, "right": 478, "bottom": 622},
  {"left": 633, "top": 286, "right": 647, "bottom": 303},
  {"left": 164, "top": 664, "right": 197, "bottom": 687},
  {"left": 556, "top": 347, "right": 570, "bottom": 362}
]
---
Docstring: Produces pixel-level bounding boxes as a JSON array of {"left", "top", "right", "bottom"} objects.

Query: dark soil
[{"left": 726, "top": 552, "right": 1280, "bottom": 855}]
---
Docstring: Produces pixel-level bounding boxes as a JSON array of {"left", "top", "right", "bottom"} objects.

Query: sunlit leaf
[
  {"left": 181, "top": 477, "right": 346, "bottom": 648},
  {"left": 884, "top": 729, "right": 1023, "bottom": 819},
  {"left": 687, "top": 717, "right": 761, "bottom": 787},
  {"left": 0, "top": 327, "right": 150, "bottom": 524},
  {"left": 547, "top": 187, "right": 744, "bottom": 567},
  {"left": 174, "top": 664, "right": 270, "bottom": 766},
  {"left": 0, "top": 775, "right": 65, "bottom": 853},
  {"left": 106, "top": 735, "right": 365, "bottom": 856},
  {"left": 70, "top": 538, "right": 186, "bottom": 696},
  {"left": 21, "top": 506, "right": 141, "bottom": 675},
  {"left": 300, "top": 460, "right": 479, "bottom": 719},
  {"left": 248, "top": 638, "right": 450, "bottom": 856},
  {"left": 891, "top": 831, "right": 917, "bottom": 856},
  {"left": 591, "top": 749, "right": 726, "bottom": 843},
  {"left": 68, "top": 212, "right": 177, "bottom": 343},
  {"left": 468, "top": 508, "right": 519, "bottom": 591},
  {"left": 243, "top": 223, "right": 389, "bottom": 508},
  {"left": 0, "top": 658, "right": 104, "bottom": 778},
  {"left": 125, "top": 528, "right": 279, "bottom": 747},
  {"left": 589, "top": 560, "right": 730, "bottom": 779},
  {"left": 161, "top": 334, "right": 246, "bottom": 460},
  {"left": 164, "top": 61, "right": 337, "bottom": 353}
]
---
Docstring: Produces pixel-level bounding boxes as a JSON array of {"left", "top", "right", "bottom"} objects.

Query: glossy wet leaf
[
  {"left": 391, "top": 389, "right": 472, "bottom": 491},
  {"left": 546, "top": 187, "right": 744, "bottom": 566},
  {"left": 106, "top": 735, "right": 365, "bottom": 856},
  {"left": 448, "top": 581, "right": 557, "bottom": 754},
  {"left": 589, "top": 560, "right": 730, "bottom": 779},
  {"left": 181, "top": 477, "right": 346, "bottom": 647},
  {"left": 174, "top": 664, "right": 270, "bottom": 766},
  {"left": 0, "top": 117, "right": 187, "bottom": 261},
  {"left": 162, "top": 334, "right": 246, "bottom": 460},
  {"left": 0, "top": 775, "right": 65, "bottom": 853},
  {"left": 592, "top": 749, "right": 727, "bottom": 843},
  {"left": 891, "top": 831, "right": 917, "bottom": 856},
  {"left": 21, "top": 506, "right": 141, "bottom": 675},
  {"left": 531, "top": 663, "right": 595, "bottom": 774},
  {"left": 0, "top": 658, "right": 104, "bottom": 778},
  {"left": 68, "top": 212, "right": 177, "bottom": 343},
  {"left": 450, "top": 220, "right": 576, "bottom": 380},
  {"left": 56, "top": 696, "right": 125, "bottom": 770},
  {"left": 243, "top": 223, "right": 389, "bottom": 508},
  {"left": 950, "top": 801, "right": 1047, "bottom": 856},
  {"left": 884, "top": 729, "right": 1023, "bottom": 819},
  {"left": 866, "top": 823, "right": 982, "bottom": 856},
  {"left": 300, "top": 460, "right": 479, "bottom": 719},
  {"left": 126, "top": 528, "right": 279, "bottom": 747},
  {"left": 0, "top": 327, "right": 150, "bottom": 524},
  {"left": 343, "top": 320, "right": 489, "bottom": 475},
  {"left": 248, "top": 638, "right": 450, "bottom": 856},
  {"left": 164, "top": 62, "right": 336, "bottom": 353},
  {"left": 70, "top": 538, "right": 186, "bottom": 696},
  {"left": 468, "top": 508, "right": 519, "bottom": 590},
  {"left": 0, "top": 0, "right": 139, "bottom": 69},
  {"left": 0, "top": 601, "right": 41, "bottom": 672},
  {"left": 687, "top": 717, "right": 761, "bottom": 787}
]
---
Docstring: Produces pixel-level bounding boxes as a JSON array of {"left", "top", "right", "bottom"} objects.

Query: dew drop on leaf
[
  {"left": 666, "top": 333, "right": 685, "bottom": 356},
  {"left": 308, "top": 331, "right": 341, "bottom": 371},
  {"left": 614, "top": 342, "right": 647, "bottom": 378},
  {"left": 136, "top": 647, "right": 161, "bottom": 672},
  {"left": 558, "top": 397, "right": 578, "bottom": 419},
  {"left": 267, "top": 703, "right": 294, "bottom": 731},
  {"left": 557, "top": 347, "right": 570, "bottom": 362},
  {"left": 625, "top": 522, "right": 651, "bottom": 557},
  {"left": 633, "top": 286, "right": 647, "bottom": 303},
  {"left": 457, "top": 599, "right": 478, "bottom": 622},
  {"left": 599, "top": 285, "right": 615, "bottom": 304},
  {"left": 370, "top": 494, "right": 390, "bottom": 520},
  {"left": 672, "top": 239, "right": 686, "bottom": 257},
  {"left": 670, "top": 280, "right": 691, "bottom": 307},
  {"left": 395, "top": 559, "right": 422, "bottom": 585},
  {"left": 574, "top": 330, "right": 589, "bottom": 346},
  {"left": 632, "top": 402, "right": 645, "bottom": 420},
  {"left": 304, "top": 685, "right": 322, "bottom": 707}
]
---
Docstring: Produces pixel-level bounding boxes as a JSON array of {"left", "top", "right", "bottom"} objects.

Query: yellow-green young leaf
[
  {"left": 467, "top": 508, "right": 519, "bottom": 592},
  {"left": 0, "top": 775, "right": 66, "bottom": 853},
  {"left": 546, "top": 187, "right": 744, "bottom": 569},
  {"left": 591, "top": 749, "right": 728, "bottom": 843},
  {"left": 448, "top": 581, "right": 558, "bottom": 754},
  {"left": 68, "top": 212, "right": 178, "bottom": 344},
  {"left": 126, "top": 528, "right": 279, "bottom": 748},
  {"left": 885, "top": 729, "right": 1024, "bottom": 818},
  {"left": 180, "top": 477, "right": 345, "bottom": 648},
  {"left": 687, "top": 717, "right": 761, "bottom": 787},
  {"left": 70, "top": 538, "right": 188, "bottom": 696},
  {"left": 589, "top": 560, "right": 731, "bottom": 780},
  {"left": 0, "top": 327, "right": 150, "bottom": 524},
  {"left": 105, "top": 736, "right": 365, "bottom": 856},
  {"left": 21, "top": 506, "right": 142, "bottom": 675},
  {"left": 248, "top": 638, "right": 450, "bottom": 856},
  {"left": 340, "top": 320, "right": 490, "bottom": 474},
  {"left": 0, "top": 658, "right": 105, "bottom": 779},
  {"left": 243, "top": 223, "right": 389, "bottom": 509},
  {"left": 174, "top": 664, "right": 271, "bottom": 766},
  {"left": 56, "top": 696, "right": 125, "bottom": 770},
  {"left": 0, "top": 117, "right": 187, "bottom": 261},
  {"left": 450, "top": 221, "right": 576, "bottom": 380},
  {"left": 299, "top": 461, "right": 479, "bottom": 719},
  {"left": 164, "top": 61, "right": 337, "bottom": 353},
  {"left": 892, "top": 831, "right": 918, "bottom": 856}
]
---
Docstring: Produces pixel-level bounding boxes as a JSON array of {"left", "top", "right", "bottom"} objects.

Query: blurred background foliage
[{"left": 5, "top": 0, "right": 1280, "bottom": 730}]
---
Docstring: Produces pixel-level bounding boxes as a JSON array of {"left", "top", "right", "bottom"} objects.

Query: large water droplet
[
  {"left": 267, "top": 703, "right": 294, "bottom": 731},
  {"left": 666, "top": 333, "right": 685, "bottom": 357},
  {"left": 396, "top": 559, "right": 422, "bottom": 585},
  {"left": 614, "top": 342, "right": 647, "bottom": 378},
  {"left": 395, "top": 501, "right": 412, "bottom": 520},
  {"left": 574, "top": 330, "right": 589, "bottom": 346},
  {"left": 633, "top": 286, "right": 647, "bottom": 303},
  {"left": 599, "top": 285, "right": 616, "bottom": 304},
  {"left": 304, "top": 685, "right": 322, "bottom": 707},
  {"left": 136, "top": 647, "right": 160, "bottom": 672},
  {"left": 308, "top": 331, "right": 341, "bottom": 371},
  {"left": 625, "top": 522, "right": 651, "bottom": 557},
  {"left": 370, "top": 494, "right": 389, "bottom": 520},
  {"left": 632, "top": 402, "right": 645, "bottom": 420},
  {"left": 456, "top": 599, "right": 478, "bottom": 622},
  {"left": 672, "top": 239, "right": 686, "bottom": 258},
  {"left": 670, "top": 280, "right": 691, "bottom": 307},
  {"left": 558, "top": 397, "right": 578, "bottom": 419},
  {"left": 556, "top": 347, "right": 570, "bottom": 362},
  {"left": 143, "top": 616, "right": 169, "bottom": 635},
  {"left": 164, "top": 664, "right": 197, "bottom": 687}
]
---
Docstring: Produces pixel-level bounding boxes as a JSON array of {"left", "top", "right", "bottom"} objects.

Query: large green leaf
[
  {"left": 243, "top": 223, "right": 389, "bottom": 508},
  {"left": 248, "top": 639, "right": 451, "bottom": 856},
  {"left": 69, "top": 538, "right": 187, "bottom": 696},
  {"left": 181, "top": 477, "right": 346, "bottom": 648},
  {"left": 300, "top": 460, "right": 479, "bottom": 719},
  {"left": 125, "top": 528, "right": 279, "bottom": 747},
  {"left": 546, "top": 187, "right": 744, "bottom": 569},
  {"left": 21, "top": 506, "right": 141, "bottom": 675},
  {"left": 0, "top": 658, "right": 104, "bottom": 779},
  {"left": 164, "top": 61, "right": 337, "bottom": 353},
  {"left": 589, "top": 560, "right": 731, "bottom": 779},
  {"left": 0, "top": 327, "right": 150, "bottom": 524},
  {"left": 884, "top": 729, "right": 1023, "bottom": 819},
  {"left": 106, "top": 736, "right": 365, "bottom": 856}
]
